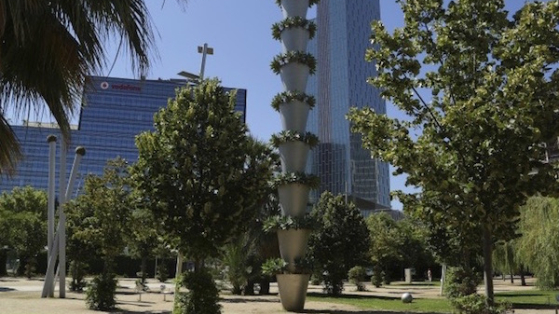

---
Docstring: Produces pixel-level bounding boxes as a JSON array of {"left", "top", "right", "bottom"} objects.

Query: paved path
[{"left": 0, "top": 276, "right": 553, "bottom": 314}]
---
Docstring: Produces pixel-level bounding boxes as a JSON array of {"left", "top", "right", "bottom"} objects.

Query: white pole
[
  {"left": 58, "top": 142, "right": 67, "bottom": 298},
  {"left": 199, "top": 43, "right": 208, "bottom": 80},
  {"left": 440, "top": 264, "right": 447, "bottom": 296},
  {"left": 58, "top": 146, "right": 85, "bottom": 298},
  {"left": 64, "top": 147, "right": 85, "bottom": 201},
  {"left": 46, "top": 135, "right": 56, "bottom": 272},
  {"left": 174, "top": 252, "right": 183, "bottom": 303},
  {"left": 41, "top": 230, "right": 59, "bottom": 297}
]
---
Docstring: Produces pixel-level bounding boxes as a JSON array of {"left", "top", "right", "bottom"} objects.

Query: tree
[
  {"left": 0, "top": 0, "right": 187, "bottom": 174},
  {"left": 126, "top": 205, "right": 163, "bottom": 283},
  {"left": 348, "top": 0, "right": 559, "bottom": 305},
  {"left": 308, "top": 192, "right": 370, "bottom": 295},
  {"left": 0, "top": 186, "right": 47, "bottom": 277},
  {"left": 132, "top": 79, "right": 276, "bottom": 313},
  {"left": 66, "top": 158, "right": 134, "bottom": 310},
  {"left": 366, "top": 212, "right": 403, "bottom": 287},
  {"left": 221, "top": 185, "right": 281, "bottom": 295},
  {"left": 515, "top": 196, "right": 559, "bottom": 289}
]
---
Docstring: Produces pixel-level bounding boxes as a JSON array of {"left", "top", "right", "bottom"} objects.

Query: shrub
[
  {"left": 69, "top": 260, "right": 87, "bottom": 292},
  {"left": 157, "top": 262, "right": 169, "bottom": 283},
  {"left": 451, "top": 294, "right": 511, "bottom": 314},
  {"left": 443, "top": 266, "right": 481, "bottom": 299},
  {"left": 86, "top": 273, "right": 117, "bottom": 310},
  {"left": 173, "top": 270, "right": 221, "bottom": 314},
  {"left": 371, "top": 265, "right": 383, "bottom": 288},
  {"left": 348, "top": 266, "right": 367, "bottom": 291}
]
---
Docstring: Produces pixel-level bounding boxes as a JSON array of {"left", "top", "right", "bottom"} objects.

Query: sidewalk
[{"left": 0, "top": 276, "right": 553, "bottom": 314}]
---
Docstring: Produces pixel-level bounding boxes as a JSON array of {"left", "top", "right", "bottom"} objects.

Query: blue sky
[
  {"left": 105, "top": 0, "right": 409, "bottom": 209},
  {"left": 98, "top": 0, "right": 535, "bottom": 210}
]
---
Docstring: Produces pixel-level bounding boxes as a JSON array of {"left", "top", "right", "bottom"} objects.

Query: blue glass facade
[
  {"left": 0, "top": 76, "right": 247, "bottom": 196},
  {"left": 307, "top": 0, "right": 391, "bottom": 213}
]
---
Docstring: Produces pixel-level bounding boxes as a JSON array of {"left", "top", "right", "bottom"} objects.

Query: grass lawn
[
  {"left": 307, "top": 293, "right": 452, "bottom": 313},
  {"left": 307, "top": 289, "right": 559, "bottom": 313},
  {"left": 496, "top": 289, "right": 559, "bottom": 310}
]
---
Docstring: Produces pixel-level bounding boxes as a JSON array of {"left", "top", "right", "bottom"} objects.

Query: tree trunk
[
  {"left": 259, "top": 279, "right": 271, "bottom": 295},
  {"left": 509, "top": 269, "right": 514, "bottom": 284},
  {"left": 141, "top": 256, "right": 147, "bottom": 283},
  {"left": 0, "top": 250, "right": 7, "bottom": 276},
  {"left": 482, "top": 225, "right": 494, "bottom": 306},
  {"left": 243, "top": 279, "right": 255, "bottom": 295},
  {"left": 520, "top": 264, "right": 526, "bottom": 286}
]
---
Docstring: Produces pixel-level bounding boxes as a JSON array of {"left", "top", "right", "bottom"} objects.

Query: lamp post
[
  {"left": 178, "top": 43, "right": 214, "bottom": 84},
  {"left": 197, "top": 43, "right": 214, "bottom": 80}
]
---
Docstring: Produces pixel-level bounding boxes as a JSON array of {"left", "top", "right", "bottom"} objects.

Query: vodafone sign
[{"left": 99, "top": 81, "right": 142, "bottom": 92}]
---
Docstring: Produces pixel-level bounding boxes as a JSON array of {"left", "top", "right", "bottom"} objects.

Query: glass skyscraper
[
  {"left": 307, "top": 0, "right": 391, "bottom": 215},
  {"left": 0, "top": 76, "right": 247, "bottom": 196}
]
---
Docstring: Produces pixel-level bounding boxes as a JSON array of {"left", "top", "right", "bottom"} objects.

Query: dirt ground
[{"left": 0, "top": 276, "right": 554, "bottom": 314}]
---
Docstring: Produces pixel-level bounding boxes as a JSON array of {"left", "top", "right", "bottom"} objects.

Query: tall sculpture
[{"left": 270, "top": 0, "right": 320, "bottom": 311}]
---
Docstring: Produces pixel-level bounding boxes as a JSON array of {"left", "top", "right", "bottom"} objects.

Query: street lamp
[
  {"left": 197, "top": 43, "right": 214, "bottom": 80},
  {"left": 177, "top": 43, "right": 214, "bottom": 84}
]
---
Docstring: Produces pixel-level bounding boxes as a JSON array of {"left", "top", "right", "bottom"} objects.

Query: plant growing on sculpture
[
  {"left": 262, "top": 257, "right": 313, "bottom": 275},
  {"left": 274, "top": 0, "right": 321, "bottom": 7},
  {"left": 272, "top": 17, "right": 317, "bottom": 40},
  {"left": 271, "top": 91, "right": 315, "bottom": 111},
  {"left": 271, "top": 51, "right": 316, "bottom": 74},
  {"left": 271, "top": 131, "right": 319, "bottom": 148},
  {"left": 272, "top": 172, "right": 320, "bottom": 189},
  {"left": 263, "top": 214, "right": 316, "bottom": 232}
]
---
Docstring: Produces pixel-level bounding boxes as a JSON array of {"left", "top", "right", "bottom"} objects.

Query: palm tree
[{"left": 0, "top": 0, "right": 185, "bottom": 174}]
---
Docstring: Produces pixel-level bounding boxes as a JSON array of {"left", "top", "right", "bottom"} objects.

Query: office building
[
  {"left": 0, "top": 76, "right": 247, "bottom": 195},
  {"left": 307, "top": 0, "right": 391, "bottom": 215}
]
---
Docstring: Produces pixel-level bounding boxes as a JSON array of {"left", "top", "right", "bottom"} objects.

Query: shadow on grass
[
  {"left": 301, "top": 309, "right": 441, "bottom": 314},
  {"left": 308, "top": 292, "right": 398, "bottom": 301},
  {"left": 0, "top": 287, "right": 16, "bottom": 292},
  {"left": 111, "top": 310, "right": 171, "bottom": 314},
  {"left": 220, "top": 295, "right": 281, "bottom": 304},
  {"left": 511, "top": 303, "right": 557, "bottom": 310}
]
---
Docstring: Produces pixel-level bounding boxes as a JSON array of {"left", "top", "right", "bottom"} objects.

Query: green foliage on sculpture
[
  {"left": 347, "top": 0, "right": 559, "bottom": 305},
  {"left": 274, "top": 0, "right": 321, "bottom": 8},
  {"left": 272, "top": 171, "right": 320, "bottom": 189},
  {"left": 271, "top": 91, "right": 315, "bottom": 111},
  {"left": 272, "top": 17, "right": 317, "bottom": 40},
  {"left": 261, "top": 257, "right": 313, "bottom": 275},
  {"left": 308, "top": 192, "right": 370, "bottom": 296},
  {"left": 263, "top": 214, "right": 316, "bottom": 232},
  {"left": 271, "top": 51, "right": 316, "bottom": 74},
  {"left": 271, "top": 131, "right": 319, "bottom": 148}
]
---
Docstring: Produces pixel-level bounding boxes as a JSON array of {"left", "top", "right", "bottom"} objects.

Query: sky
[
  {"left": 88, "top": 0, "right": 534, "bottom": 210},
  {"left": 101, "top": 0, "right": 409, "bottom": 210}
]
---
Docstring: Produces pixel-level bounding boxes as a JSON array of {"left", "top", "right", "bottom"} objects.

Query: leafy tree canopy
[
  {"left": 0, "top": 0, "right": 188, "bottom": 174},
  {"left": 308, "top": 192, "right": 370, "bottom": 295},
  {"left": 132, "top": 79, "right": 276, "bottom": 263},
  {"left": 348, "top": 0, "right": 559, "bottom": 303}
]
